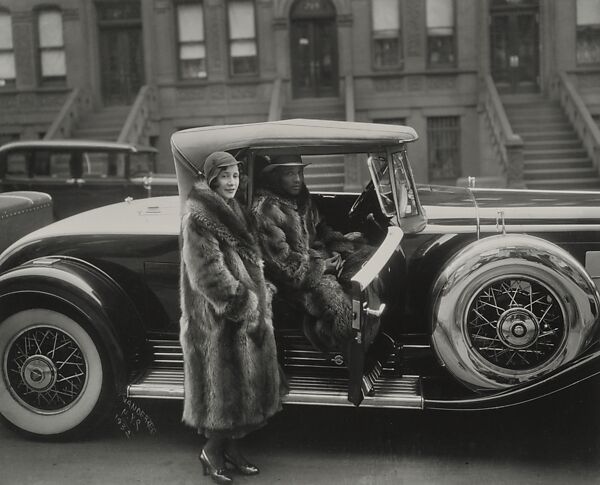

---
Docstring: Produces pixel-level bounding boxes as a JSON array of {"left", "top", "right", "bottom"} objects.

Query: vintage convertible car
[{"left": 1, "top": 119, "right": 600, "bottom": 439}]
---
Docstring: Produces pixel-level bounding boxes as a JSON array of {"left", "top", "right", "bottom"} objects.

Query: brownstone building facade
[{"left": 0, "top": 0, "right": 599, "bottom": 189}]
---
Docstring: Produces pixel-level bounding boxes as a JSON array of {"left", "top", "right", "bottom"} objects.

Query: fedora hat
[{"left": 260, "top": 154, "right": 310, "bottom": 174}]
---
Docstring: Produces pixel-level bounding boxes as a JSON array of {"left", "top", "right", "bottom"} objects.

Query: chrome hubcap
[
  {"left": 21, "top": 355, "right": 57, "bottom": 391},
  {"left": 498, "top": 309, "right": 539, "bottom": 349}
]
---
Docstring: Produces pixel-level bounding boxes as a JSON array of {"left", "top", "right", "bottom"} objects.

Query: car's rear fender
[
  {"left": 0, "top": 256, "right": 147, "bottom": 393},
  {"left": 424, "top": 343, "right": 600, "bottom": 411}
]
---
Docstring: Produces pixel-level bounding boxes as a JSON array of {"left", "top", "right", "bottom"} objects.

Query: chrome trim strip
[
  {"left": 351, "top": 226, "right": 403, "bottom": 291},
  {"left": 422, "top": 223, "right": 600, "bottom": 234}
]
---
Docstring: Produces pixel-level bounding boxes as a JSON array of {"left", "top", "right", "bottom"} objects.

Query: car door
[
  {"left": 28, "top": 150, "right": 79, "bottom": 219},
  {"left": 347, "top": 225, "right": 404, "bottom": 405}
]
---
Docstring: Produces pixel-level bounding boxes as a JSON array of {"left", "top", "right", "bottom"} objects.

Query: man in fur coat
[
  {"left": 180, "top": 151, "right": 285, "bottom": 480},
  {"left": 251, "top": 154, "right": 369, "bottom": 351}
]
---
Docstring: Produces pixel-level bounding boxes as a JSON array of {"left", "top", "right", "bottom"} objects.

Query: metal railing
[
  {"left": 480, "top": 74, "right": 524, "bottom": 188},
  {"left": 118, "top": 85, "right": 158, "bottom": 144},
  {"left": 44, "top": 88, "right": 92, "bottom": 139},
  {"left": 552, "top": 71, "right": 600, "bottom": 172}
]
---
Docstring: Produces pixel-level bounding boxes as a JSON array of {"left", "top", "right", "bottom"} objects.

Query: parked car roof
[{"left": 0, "top": 140, "right": 157, "bottom": 153}]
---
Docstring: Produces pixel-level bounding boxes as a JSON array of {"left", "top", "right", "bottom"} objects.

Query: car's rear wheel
[{"left": 0, "top": 308, "right": 113, "bottom": 439}]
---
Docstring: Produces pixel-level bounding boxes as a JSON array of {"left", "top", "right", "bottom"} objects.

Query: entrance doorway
[
  {"left": 96, "top": 1, "right": 145, "bottom": 105},
  {"left": 290, "top": 0, "right": 338, "bottom": 98},
  {"left": 490, "top": 0, "right": 540, "bottom": 94}
]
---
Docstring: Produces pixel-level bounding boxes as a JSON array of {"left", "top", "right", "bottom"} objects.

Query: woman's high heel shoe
[
  {"left": 199, "top": 449, "right": 233, "bottom": 484},
  {"left": 224, "top": 452, "right": 260, "bottom": 476}
]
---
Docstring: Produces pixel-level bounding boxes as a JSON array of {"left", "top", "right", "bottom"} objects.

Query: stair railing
[
  {"left": 480, "top": 74, "right": 525, "bottom": 188},
  {"left": 268, "top": 77, "right": 283, "bottom": 121},
  {"left": 552, "top": 71, "right": 600, "bottom": 172},
  {"left": 344, "top": 74, "right": 355, "bottom": 122},
  {"left": 118, "top": 85, "right": 158, "bottom": 145},
  {"left": 44, "top": 88, "right": 92, "bottom": 139}
]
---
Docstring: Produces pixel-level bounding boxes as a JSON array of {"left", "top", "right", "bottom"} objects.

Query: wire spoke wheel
[
  {"left": 6, "top": 326, "right": 87, "bottom": 413},
  {"left": 466, "top": 278, "right": 565, "bottom": 370},
  {"left": 0, "top": 309, "right": 110, "bottom": 437}
]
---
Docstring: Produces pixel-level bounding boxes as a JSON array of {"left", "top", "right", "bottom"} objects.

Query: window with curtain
[
  {"left": 371, "top": 0, "right": 402, "bottom": 68},
  {"left": 577, "top": 0, "right": 600, "bottom": 64},
  {"left": 37, "top": 9, "right": 66, "bottom": 83},
  {"left": 426, "top": 0, "right": 455, "bottom": 68},
  {"left": 227, "top": 0, "right": 258, "bottom": 76},
  {"left": 427, "top": 116, "right": 460, "bottom": 182},
  {"left": 176, "top": 2, "right": 207, "bottom": 79},
  {"left": 0, "top": 11, "right": 16, "bottom": 87}
]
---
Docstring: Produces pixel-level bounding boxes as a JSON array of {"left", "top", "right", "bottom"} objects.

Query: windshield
[
  {"left": 368, "top": 148, "right": 425, "bottom": 232},
  {"left": 130, "top": 152, "right": 157, "bottom": 176},
  {"left": 367, "top": 153, "right": 395, "bottom": 217},
  {"left": 391, "top": 150, "right": 419, "bottom": 219}
]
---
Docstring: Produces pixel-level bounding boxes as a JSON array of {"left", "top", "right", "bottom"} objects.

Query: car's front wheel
[{"left": 0, "top": 308, "right": 113, "bottom": 439}]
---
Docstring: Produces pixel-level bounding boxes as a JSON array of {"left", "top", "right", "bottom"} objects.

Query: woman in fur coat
[
  {"left": 251, "top": 155, "right": 370, "bottom": 351},
  {"left": 180, "top": 151, "right": 285, "bottom": 484}
]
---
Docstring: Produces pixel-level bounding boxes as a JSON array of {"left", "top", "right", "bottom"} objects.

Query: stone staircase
[
  {"left": 503, "top": 94, "right": 600, "bottom": 190},
  {"left": 282, "top": 98, "right": 346, "bottom": 191},
  {"left": 71, "top": 105, "right": 130, "bottom": 141}
]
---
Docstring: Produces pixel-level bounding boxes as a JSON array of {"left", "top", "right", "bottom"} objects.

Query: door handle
[{"left": 364, "top": 303, "right": 386, "bottom": 318}]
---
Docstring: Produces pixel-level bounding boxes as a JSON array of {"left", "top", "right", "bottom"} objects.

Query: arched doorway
[
  {"left": 490, "top": 0, "right": 540, "bottom": 94},
  {"left": 290, "top": 0, "right": 338, "bottom": 98}
]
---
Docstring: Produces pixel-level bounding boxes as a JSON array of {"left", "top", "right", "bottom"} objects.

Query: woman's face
[
  {"left": 277, "top": 166, "right": 304, "bottom": 196},
  {"left": 213, "top": 165, "right": 240, "bottom": 200}
]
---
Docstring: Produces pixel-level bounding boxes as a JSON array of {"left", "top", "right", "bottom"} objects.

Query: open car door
[{"left": 348, "top": 225, "right": 403, "bottom": 406}]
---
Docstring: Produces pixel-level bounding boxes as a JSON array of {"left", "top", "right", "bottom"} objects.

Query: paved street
[{"left": 1, "top": 380, "right": 600, "bottom": 485}]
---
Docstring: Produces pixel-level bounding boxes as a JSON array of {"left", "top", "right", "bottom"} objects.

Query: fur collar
[
  {"left": 254, "top": 184, "right": 311, "bottom": 215},
  {"left": 185, "top": 180, "right": 259, "bottom": 260}
]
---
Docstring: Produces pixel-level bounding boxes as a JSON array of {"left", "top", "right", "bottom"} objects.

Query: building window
[
  {"left": 427, "top": 116, "right": 460, "bottom": 182},
  {"left": 577, "top": 0, "right": 600, "bottom": 64},
  {"left": 426, "top": 0, "right": 455, "bottom": 68},
  {"left": 0, "top": 11, "right": 16, "bottom": 88},
  {"left": 371, "top": 0, "right": 402, "bottom": 68},
  {"left": 227, "top": 0, "right": 258, "bottom": 76},
  {"left": 37, "top": 9, "right": 66, "bottom": 84},
  {"left": 176, "top": 2, "right": 207, "bottom": 79}
]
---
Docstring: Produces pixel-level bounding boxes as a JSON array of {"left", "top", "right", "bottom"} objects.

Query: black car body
[
  {"left": 1, "top": 119, "right": 600, "bottom": 439},
  {"left": 0, "top": 140, "right": 177, "bottom": 219}
]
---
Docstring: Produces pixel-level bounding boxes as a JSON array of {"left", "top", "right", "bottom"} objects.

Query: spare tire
[{"left": 430, "top": 234, "right": 599, "bottom": 391}]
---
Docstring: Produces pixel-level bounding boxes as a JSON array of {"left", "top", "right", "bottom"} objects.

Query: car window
[
  {"left": 82, "top": 151, "right": 126, "bottom": 179},
  {"left": 129, "top": 152, "right": 156, "bottom": 176},
  {"left": 32, "top": 151, "right": 72, "bottom": 178},
  {"left": 5, "top": 152, "right": 28, "bottom": 177}
]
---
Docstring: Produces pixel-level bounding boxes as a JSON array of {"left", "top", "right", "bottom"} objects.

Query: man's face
[{"left": 278, "top": 166, "right": 304, "bottom": 196}]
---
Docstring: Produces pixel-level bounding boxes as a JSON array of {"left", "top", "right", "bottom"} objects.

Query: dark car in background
[
  {"left": 2, "top": 119, "right": 600, "bottom": 440},
  {"left": 0, "top": 140, "right": 178, "bottom": 219}
]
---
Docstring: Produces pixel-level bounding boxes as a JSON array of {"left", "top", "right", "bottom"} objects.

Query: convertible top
[{"left": 171, "top": 119, "right": 418, "bottom": 202}]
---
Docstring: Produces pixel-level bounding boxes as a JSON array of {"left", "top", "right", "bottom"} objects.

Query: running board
[{"left": 127, "top": 369, "right": 423, "bottom": 409}]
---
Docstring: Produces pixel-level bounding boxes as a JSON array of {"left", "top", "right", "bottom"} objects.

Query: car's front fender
[{"left": 0, "top": 256, "right": 146, "bottom": 393}]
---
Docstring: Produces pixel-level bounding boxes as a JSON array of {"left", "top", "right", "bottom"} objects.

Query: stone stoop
[
  {"left": 71, "top": 105, "right": 131, "bottom": 141},
  {"left": 503, "top": 94, "right": 600, "bottom": 191}
]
